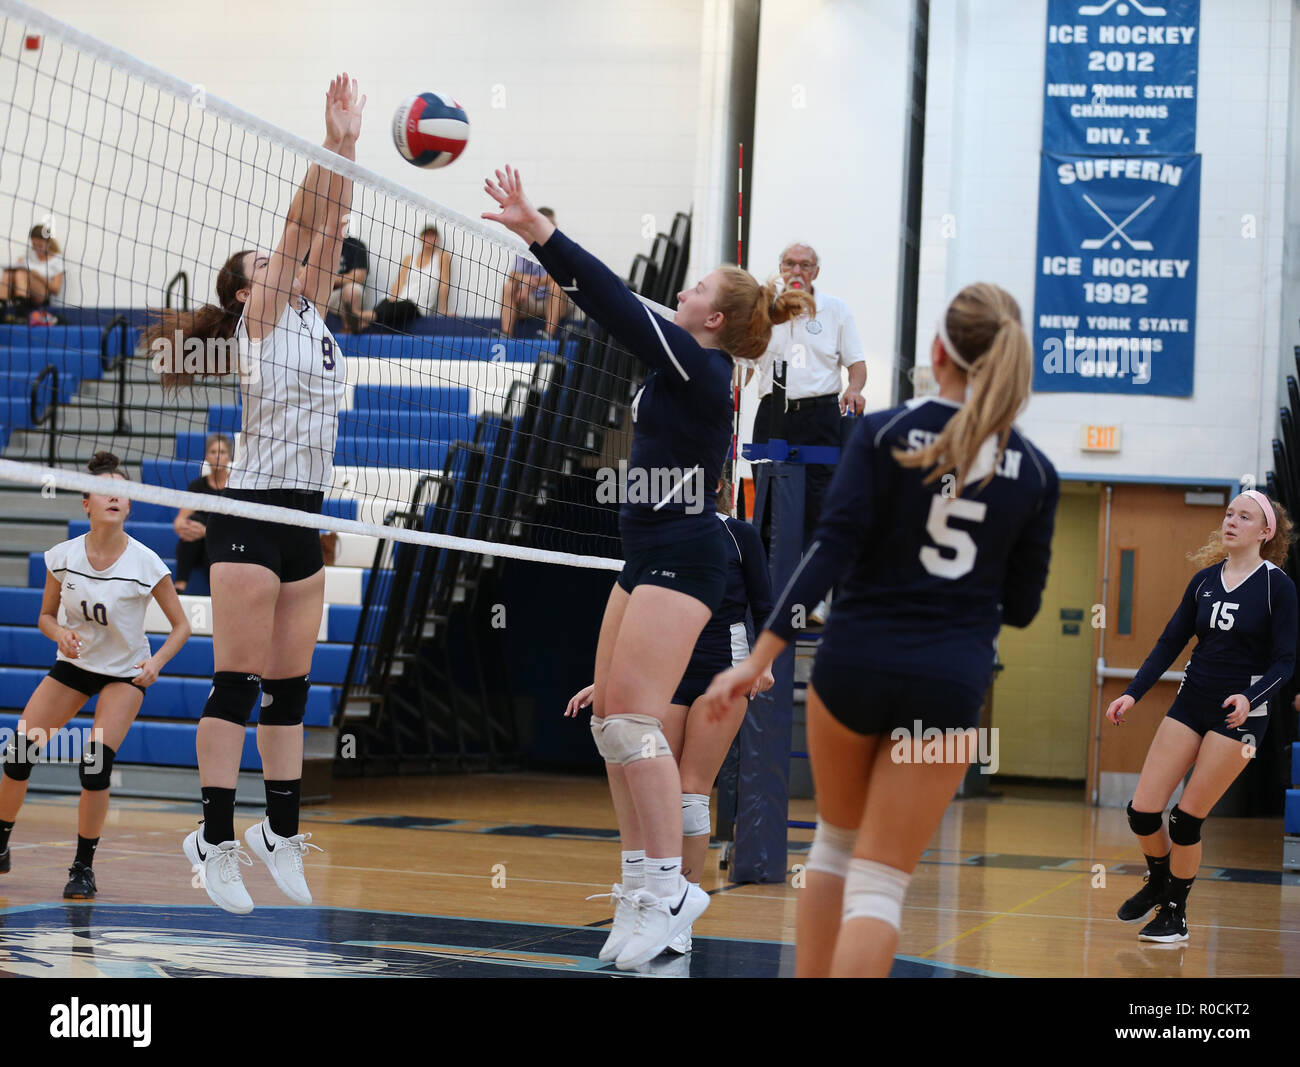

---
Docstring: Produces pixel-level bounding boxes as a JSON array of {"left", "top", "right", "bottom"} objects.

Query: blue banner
[
  {"left": 1044, "top": 0, "right": 1199, "bottom": 154},
  {"left": 1033, "top": 152, "right": 1199, "bottom": 396}
]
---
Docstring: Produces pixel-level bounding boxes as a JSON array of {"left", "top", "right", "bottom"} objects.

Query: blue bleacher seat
[
  {"left": 327, "top": 604, "right": 376, "bottom": 643},
  {"left": 338, "top": 334, "right": 553, "bottom": 361},
  {"left": 351, "top": 385, "right": 472, "bottom": 413},
  {"left": 1287, "top": 788, "right": 1300, "bottom": 835},
  {"left": 0, "top": 588, "right": 42, "bottom": 625},
  {"left": 0, "top": 324, "right": 140, "bottom": 353},
  {"left": 334, "top": 437, "right": 451, "bottom": 470},
  {"left": 0, "top": 370, "right": 80, "bottom": 404}
]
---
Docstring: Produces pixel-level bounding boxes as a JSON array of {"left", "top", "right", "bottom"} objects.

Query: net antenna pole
[{"left": 732, "top": 142, "right": 744, "bottom": 515}]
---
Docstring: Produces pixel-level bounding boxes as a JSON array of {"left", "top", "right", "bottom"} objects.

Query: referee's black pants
[{"left": 752, "top": 393, "right": 841, "bottom": 551}]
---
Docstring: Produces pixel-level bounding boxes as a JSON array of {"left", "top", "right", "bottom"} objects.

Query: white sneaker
[
  {"left": 244, "top": 818, "right": 323, "bottom": 905},
  {"left": 667, "top": 924, "right": 693, "bottom": 955},
  {"left": 586, "top": 883, "right": 637, "bottom": 962},
  {"left": 615, "top": 882, "right": 710, "bottom": 970},
  {"left": 184, "top": 828, "right": 253, "bottom": 915}
]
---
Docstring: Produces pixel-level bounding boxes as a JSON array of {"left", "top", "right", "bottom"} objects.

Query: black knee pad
[
  {"left": 0, "top": 733, "right": 39, "bottom": 782},
  {"left": 79, "top": 741, "right": 115, "bottom": 792},
  {"left": 1126, "top": 801, "right": 1163, "bottom": 837},
  {"left": 258, "top": 675, "right": 309, "bottom": 727},
  {"left": 1168, "top": 804, "right": 1204, "bottom": 846},
  {"left": 202, "top": 671, "right": 262, "bottom": 727}
]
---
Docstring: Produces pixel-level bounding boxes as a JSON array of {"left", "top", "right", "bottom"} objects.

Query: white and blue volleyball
[{"left": 392, "top": 92, "right": 469, "bottom": 169}]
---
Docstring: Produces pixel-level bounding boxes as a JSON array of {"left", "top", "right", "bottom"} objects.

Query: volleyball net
[{"left": 0, "top": 0, "right": 683, "bottom": 572}]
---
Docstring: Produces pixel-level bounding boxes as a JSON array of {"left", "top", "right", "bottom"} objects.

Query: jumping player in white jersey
[
  {"left": 1107, "top": 492, "right": 1296, "bottom": 943},
  {"left": 704, "top": 283, "right": 1059, "bottom": 977},
  {"left": 144, "top": 74, "right": 363, "bottom": 913},
  {"left": 0, "top": 452, "right": 190, "bottom": 899}
]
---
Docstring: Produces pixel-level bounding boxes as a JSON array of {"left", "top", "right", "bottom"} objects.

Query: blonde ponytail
[
  {"left": 895, "top": 283, "right": 1031, "bottom": 493},
  {"left": 711, "top": 268, "right": 815, "bottom": 361}
]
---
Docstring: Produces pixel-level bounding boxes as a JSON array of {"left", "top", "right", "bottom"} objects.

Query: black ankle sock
[
  {"left": 264, "top": 779, "right": 301, "bottom": 838},
  {"left": 75, "top": 835, "right": 98, "bottom": 867},
  {"left": 200, "top": 787, "right": 237, "bottom": 845},
  {"left": 1168, "top": 874, "right": 1195, "bottom": 911},
  {"left": 1145, "top": 851, "right": 1170, "bottom": 883},
  {"left": 0, "top": 819, "right": 13, "bottom": 852}
]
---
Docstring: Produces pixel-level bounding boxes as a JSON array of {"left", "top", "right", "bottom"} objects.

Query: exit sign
[{"left": 1081, "top": 425, "right": 1121, "bottom": 452}]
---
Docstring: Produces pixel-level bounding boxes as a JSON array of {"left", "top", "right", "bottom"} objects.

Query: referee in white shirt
[{"left": 749, "top": 243, "right": 866, "bottom": 549}]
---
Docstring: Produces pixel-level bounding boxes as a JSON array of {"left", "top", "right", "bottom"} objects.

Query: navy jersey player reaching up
[
  {"left": 705, "top": 283, "right": 1059, "bottom": 977},
  {"left": 564, "top": 481, "right": 775, "bottom": 959},
  {"left": 1107, "top": 492, "right": 1296, "bottom": 944},
  {"left": 484, "top": 165, "right": 811, "bottom": 968}
]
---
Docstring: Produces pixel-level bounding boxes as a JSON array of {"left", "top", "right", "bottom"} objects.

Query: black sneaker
[
  {"left": 0, "top": 847, "right": 9, "bottom": 874},
  {"left": 63, "top": 861, "right": 97, "bottom": 900},
  {"left": 1138, "top": 904, "right": 1188, "bottom": 943},
  {"left": 1117, "top": 872, "right": 1166, "bottom": 922}
]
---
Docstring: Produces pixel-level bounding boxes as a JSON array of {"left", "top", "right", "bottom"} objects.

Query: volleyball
[{"left": 392, "top": 92, "right": 469, "bottom": 169}]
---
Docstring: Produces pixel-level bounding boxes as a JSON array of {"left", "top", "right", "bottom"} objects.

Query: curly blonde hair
[{"left": 1187, "top": 494, "right": 1294, "bottom": 568}]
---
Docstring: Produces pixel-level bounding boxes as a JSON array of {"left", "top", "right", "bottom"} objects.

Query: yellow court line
[{"left": 920, "top": 872, "right": 1087, "bottom": 958}]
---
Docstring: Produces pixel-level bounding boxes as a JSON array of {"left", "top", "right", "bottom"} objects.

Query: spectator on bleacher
[
  {"left": 1, "top": 223, "right": 65, "bottom": 324},
  {"left": 498, "top": 207, "right": 568, "bottom": 340},
  {"left": 172, "top": 433, "right": 232, "bottom": 594},
  {"left": 327, "top": 229, "right": 369, "bottom": 334},
  {"left": 347, "top": 223, "right": 451, "bottom": 333}
]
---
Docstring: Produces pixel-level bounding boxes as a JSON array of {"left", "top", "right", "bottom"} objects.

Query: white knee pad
[
  {"left": 682, "top": 793, "right": 711, "bottom": 837},
  {"left": 842, "top": 858, "right": 911, "bottom": 932},
  {"left": 806, "top": 819, "right": 856, "bottom": 879},
  {"left": 599, "top": 714, "right": 672, "bottom": 765}
]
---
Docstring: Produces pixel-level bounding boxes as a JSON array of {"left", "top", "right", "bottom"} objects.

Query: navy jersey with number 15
[{"left": 767, "top": 397, "right": 1060, "bottom": 691}]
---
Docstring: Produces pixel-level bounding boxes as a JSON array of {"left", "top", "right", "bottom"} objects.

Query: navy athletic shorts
[
  {"left": 1166, "top": 681, "right": 1269, "bottom": 745},
  {"left": 206, "top": 488, "right": 325, "bottom": 583},
  {"left": 810, "top": 660, "right": 986, "bottom": 737},
  {"left": 617, "top": 526, "right": 727, "bottom": 613}
]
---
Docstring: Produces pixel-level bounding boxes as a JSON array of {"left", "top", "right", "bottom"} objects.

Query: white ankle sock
[
  {"left": 621, "top": 850, "right": 646, "bottom": 890},
  {"left": 646, "top": 857, "right": 683, "bottom": 898}
]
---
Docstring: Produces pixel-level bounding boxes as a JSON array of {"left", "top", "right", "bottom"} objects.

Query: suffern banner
[{"left": 1033, "top": 152, "right": 1199, "bottom": 396}]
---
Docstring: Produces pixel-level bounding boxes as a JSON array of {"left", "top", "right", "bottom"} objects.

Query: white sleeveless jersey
[
  {"left": 229, "top": 295, "right": 346, "bottom": 491},
  {"left": 396, "top": 251, "right": 442, "bottom": 314},
  {"left": 45, "top": 535, "right": 171, "bottom": 678}
]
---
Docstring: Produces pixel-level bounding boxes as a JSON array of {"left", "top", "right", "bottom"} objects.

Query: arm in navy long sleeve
[
  {"left": 733, "top": 518, "right": 774, "bottom": 631},
  {"left": 1000, "top": 465, "right": 1059, "bottom": 628},
  {"left": 530, "top": 228, "right": 719, "bottom": 386},
  {"left": 1242, "top": 568, "right": 1297, "bottom": 709},
  {"left": 765, "top": 418, "right": 878, "bottom": 641},
  {"left": 1123, "top": 575, "right": 1201, "bottom": 703}
]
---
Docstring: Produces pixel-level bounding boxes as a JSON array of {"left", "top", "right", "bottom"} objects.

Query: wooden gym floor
[{"left": 0, "top": 774, "right": 1296, "bottom": 977}]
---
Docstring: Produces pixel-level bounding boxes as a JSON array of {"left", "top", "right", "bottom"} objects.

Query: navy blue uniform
[
  {"left": 1124, "top": 560, "right": 1297, "bottom": 742},
  {"left": 673, "top": 514, "right": 773, "bottom": 706},
  {"left": 531, "top": 230, "right": 734, "bottom": 608},
  {"left": 766, "top": 396, "right": 1059, "bottom": 734}
]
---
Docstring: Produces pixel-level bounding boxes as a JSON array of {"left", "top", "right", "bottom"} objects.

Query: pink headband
[{"left": 1241, "top": 490, "right": 1276, "bottom": 540}]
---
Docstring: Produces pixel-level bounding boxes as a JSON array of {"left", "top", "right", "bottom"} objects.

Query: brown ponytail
[
  {"left": 711, "top": 268, "right": 815, "bottom": 361},
  {"left": 143, "top": 249, "right": 254, "bottom": 390},
  {"left": 1188, "top": 496, "right": 1295, "bottom": 569},
  {"left": 894, "top": 283, "right": 1031, "bottom": 493}
]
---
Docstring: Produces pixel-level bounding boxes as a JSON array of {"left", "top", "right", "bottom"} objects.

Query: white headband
[{"left": 935, "top": 312, "right": 972, "bottom": 371}]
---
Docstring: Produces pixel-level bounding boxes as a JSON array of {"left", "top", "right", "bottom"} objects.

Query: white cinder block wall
[
  {"left": 918, "top": 0, "right": 1291, "bottom": 486},
  {"left": 2, "top": 0, "right": 718, "bottom": 315}
]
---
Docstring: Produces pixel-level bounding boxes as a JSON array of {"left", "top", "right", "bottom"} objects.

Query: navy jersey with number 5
[
  {"left": 1124, "top": 561, "right": 1297, "bottom": 713},
  {"left": 767, "top": 396, "right": 1059, "bottom": 691}
]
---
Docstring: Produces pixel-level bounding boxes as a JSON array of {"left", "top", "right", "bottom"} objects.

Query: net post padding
[{"left": 0, "top": 459, "right": 622, "bottom": 571}]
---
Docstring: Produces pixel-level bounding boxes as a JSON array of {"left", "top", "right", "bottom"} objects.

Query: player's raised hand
[
  {"left": 482, "top": 166, "right": 556, "bottom": 246},
  {"left": 326, "top": 73, "right": 365, "bottom": 144}
]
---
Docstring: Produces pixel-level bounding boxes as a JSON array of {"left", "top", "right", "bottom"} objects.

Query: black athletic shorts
[
  {"left": 206, "top": 488, "right": 325, "bottom": 582},
  {"left": 810, "top": 660, "right": 986, "bottom": 736},
  {"left": 1166, "top": 681, "right": 1269, "bottom": 745},
  {"left": 49, "top": 660, "right": 139, "bottom": 697},
  {"left": 617, "top": 526, "right": 727, "bottom": 613}
]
